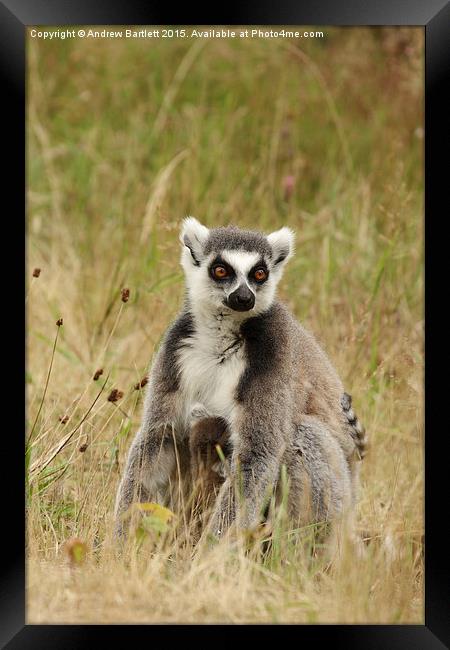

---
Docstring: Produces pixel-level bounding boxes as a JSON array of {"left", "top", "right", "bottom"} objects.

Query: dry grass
[{"left": 26, "top": 27, "right": 424, "bottom": 624}]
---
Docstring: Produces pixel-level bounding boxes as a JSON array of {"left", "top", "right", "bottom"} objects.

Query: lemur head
[{"left": 180, "top": 217, "right": 295, "bottom": 318}]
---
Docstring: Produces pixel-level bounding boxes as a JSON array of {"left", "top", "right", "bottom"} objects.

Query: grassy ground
[{"left": 26, "top": 27, "right": 424, "bottom": 623}]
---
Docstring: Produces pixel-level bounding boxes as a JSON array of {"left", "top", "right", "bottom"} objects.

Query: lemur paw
[
  {"left": 211, "top": 460, "right": 227, "bottom": 478},
  {"left": 190, "top": 402, "right": 211, "bottom": 421}
]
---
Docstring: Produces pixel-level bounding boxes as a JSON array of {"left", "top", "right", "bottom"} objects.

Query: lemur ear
[
  {"left": 180, "top": 217, "right": 210, "bottom": 266},
  {"left": 267, "top": 227, "right": 295, "bottom": 266}
]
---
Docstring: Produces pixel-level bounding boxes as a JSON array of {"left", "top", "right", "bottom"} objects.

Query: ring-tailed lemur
[{"left": 114, "top": 218, "right": 367, "bottom": 538}]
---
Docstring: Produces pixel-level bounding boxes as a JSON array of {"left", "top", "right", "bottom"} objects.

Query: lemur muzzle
[{"left": 227, "top": 284, "right": 255, "bottom": 311}]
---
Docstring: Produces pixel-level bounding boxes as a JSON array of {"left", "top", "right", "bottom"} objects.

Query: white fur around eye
[{"left": 221, "top": 250, "right": 260, "bottom": 277}]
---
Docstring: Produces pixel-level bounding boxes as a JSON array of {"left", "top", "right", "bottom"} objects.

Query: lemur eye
[
  {"left": 212, "top": 265, "right": 229, "bottom": 280},
  {"left": 254, "top": 268, "right": 268, "bottom": 283}
]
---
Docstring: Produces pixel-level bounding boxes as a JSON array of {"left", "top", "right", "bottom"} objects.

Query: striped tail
[{"left": 341, "top": 392, "right": 368, "bottom": 460}]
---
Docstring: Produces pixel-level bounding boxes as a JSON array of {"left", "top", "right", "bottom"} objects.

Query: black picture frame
[{"left": 6, "top": 0, "right": 449, "bottom": 647}]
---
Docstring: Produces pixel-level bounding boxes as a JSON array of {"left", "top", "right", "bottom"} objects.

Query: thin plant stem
[{"left": 27, "top": 322, "right": 61, "bottom": 445}]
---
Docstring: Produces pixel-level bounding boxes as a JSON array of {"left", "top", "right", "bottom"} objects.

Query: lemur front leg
[
  {"left": 114, "top": 423, "right": 177, "bottom": 538},
  {"left": 208, "top": 412, "right": 286, "bottom": 537},
  {"left": 113, "top": 375, "right": 183, "bottom": 538}
]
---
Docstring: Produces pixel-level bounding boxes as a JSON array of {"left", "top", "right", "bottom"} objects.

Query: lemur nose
[
  {"left": 237, "top": 293, "right": 253, "bottom": 306},
  {"left": 227, "top": 285, "right": 255, "bottom": 312}
]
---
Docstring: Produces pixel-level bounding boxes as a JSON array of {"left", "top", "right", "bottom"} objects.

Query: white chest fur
[{"left": 176, "top": 313, "right": 246, "bottom": 429}]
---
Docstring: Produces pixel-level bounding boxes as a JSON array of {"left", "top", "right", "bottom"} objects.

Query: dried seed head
[
  {"left": 79, "top": 443, "right": 88, "bottom": 452},
  {"left": 56, "top": 318, "right": 63, "bottom": 327},
  {"left": 33, "top": 268, "right": 41, "bottom": 278},
  {"left": 59, "top": 415, "right": 69, "bottom": 424},
  {"left": 93, "top": 368, "right": 104, "bottom": 381},
  {"left": 121, "top": 288, "right": 130, "bottom": 303},
  {"left": 108, "top": 388, "right": 124, "bottom": 403},
  {"left": 134, "top": 376, "right": 148, "bottom": 390}
]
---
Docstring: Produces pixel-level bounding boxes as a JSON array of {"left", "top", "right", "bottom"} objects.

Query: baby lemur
[
  {"left": 114, "top": 218, "right": 367, "bottom": 539},
  {"left": 189, "top": 398, "right": 365, "bottom": 533},
  {"left": 189, "top": 402, "right": 230, "bottom": 495}
]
